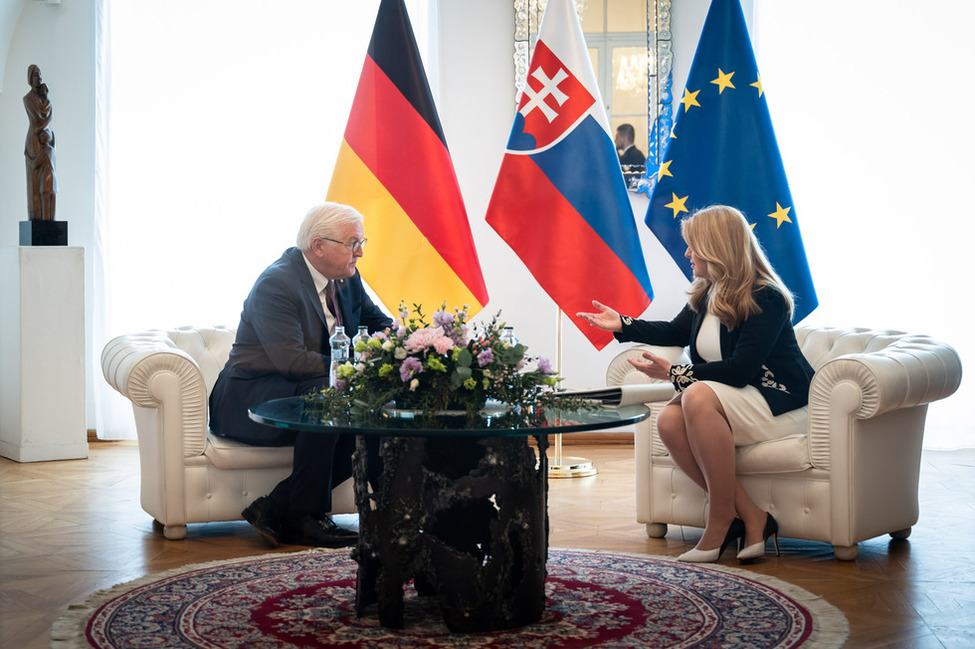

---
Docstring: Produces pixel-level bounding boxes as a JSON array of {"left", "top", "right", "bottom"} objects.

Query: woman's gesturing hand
[
  {"left": 627, "top": 351, "right": 672, "bottom": 381},
  {"left": 576, "top": 300, "right": 623, "bottom": 333}
]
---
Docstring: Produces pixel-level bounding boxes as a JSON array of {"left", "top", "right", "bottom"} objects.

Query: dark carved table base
[{"left": 352, "top": 434, "right": 550, "bottom": 632}]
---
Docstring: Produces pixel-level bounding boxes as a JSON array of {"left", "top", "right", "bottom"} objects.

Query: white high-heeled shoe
[
  {"left": 678, "top": 518, "right": 745, "bottom": 563},
  {"left": 678, "top": 546, "right": 721, "bottom": 563}
]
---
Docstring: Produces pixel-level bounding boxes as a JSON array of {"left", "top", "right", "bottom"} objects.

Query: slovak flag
[{"left": 485, "top": 0, "right": 653, "bottom": 350}]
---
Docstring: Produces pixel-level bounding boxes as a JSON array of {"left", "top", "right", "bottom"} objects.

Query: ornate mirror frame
[{"left": 513, "top": 0, "right": 673, "bottom": 173}]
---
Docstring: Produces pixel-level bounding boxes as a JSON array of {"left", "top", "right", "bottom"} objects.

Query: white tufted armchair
[
  {"left": 101, "top": 326, "right": 354, "bottom": 540},
  {"left": 606, "top": 325, "right": 962, "bottom": 560}
]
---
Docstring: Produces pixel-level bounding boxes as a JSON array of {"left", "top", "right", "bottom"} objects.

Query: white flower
[
  {"left": 394, "top": 347, "right": 408, "bottom": 360},
  {"left": 409, "top": 378, "right": 420, "bottom": 391}
]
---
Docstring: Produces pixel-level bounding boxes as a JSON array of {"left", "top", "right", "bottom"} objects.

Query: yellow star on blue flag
[{"left": 645, "top": 0, "right": 817, "bottom": 322}]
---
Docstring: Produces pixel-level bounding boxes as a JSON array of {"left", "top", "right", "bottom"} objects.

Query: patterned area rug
[{"left": 52, "top": 548, "right": 848, "bottom": 648}]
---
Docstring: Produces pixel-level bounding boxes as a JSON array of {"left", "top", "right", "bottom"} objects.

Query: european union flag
[{"left": 646, "top": 0, "right": 817, "bottom": 322}]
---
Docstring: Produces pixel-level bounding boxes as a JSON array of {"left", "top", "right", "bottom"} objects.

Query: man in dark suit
[
  {"left": 210, "top": 202, "right": 392, "bottom": 547},
  {"left": 615, "top": 123, "right": 646, "bottom": 167}
]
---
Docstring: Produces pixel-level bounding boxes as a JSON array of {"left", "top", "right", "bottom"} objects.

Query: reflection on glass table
[{"left": 249, "top": 396, "right": 649, "bottom": 438}]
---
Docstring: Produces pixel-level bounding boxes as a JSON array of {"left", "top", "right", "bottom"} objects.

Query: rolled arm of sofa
[
  {"left": 101, "top": 331, "right": 209, "bottom": 457},
  {"left": 809, "top": 336, "right": 962, "bottom": 420},
  {"left": 806, "top": 336, "right": 962, "bottom": 468}
]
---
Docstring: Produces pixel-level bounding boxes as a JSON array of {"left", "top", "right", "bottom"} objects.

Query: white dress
[{"left": 677, "top": 312, "right": 807, "bottom": 446}]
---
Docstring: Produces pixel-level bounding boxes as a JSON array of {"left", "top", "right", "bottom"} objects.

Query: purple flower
[
  {"left": 449, "top": 325, "right": 470, "bottom": 347},
  {"left": 477, "top": 349, "right": 494, "bottom": 367},
  {"left": 399, "top": 356, "right": 423, "bottom": 382},
  {"left": 538, "top": 357, "right": 553, "bottom": 375},
  {"left": 432, "top": 310, "right": 455, "bottom": 328}
]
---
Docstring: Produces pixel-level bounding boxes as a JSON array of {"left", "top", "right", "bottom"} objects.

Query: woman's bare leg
[
  {"left": 655, "top": 403, "right": 707, "bottom": 491},
  {"left": 658, "top": 385, "right": 768, "bottom": 551},
  {"left": 678, "top": 384, "right": 739, "bottom": 551}
]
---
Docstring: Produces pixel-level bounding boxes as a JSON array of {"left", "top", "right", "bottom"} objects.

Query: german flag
[{"left": 327, "top": 0, "right": 489, "bottom": 316}]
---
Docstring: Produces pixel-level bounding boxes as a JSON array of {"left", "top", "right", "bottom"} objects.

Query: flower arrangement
[{"left": 309, "top": 302, "right": 575, "bottom": 423}]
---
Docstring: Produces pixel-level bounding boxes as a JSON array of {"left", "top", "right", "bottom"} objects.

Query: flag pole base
[
  {"left": 547, "top": 314, "right": 597, "bottom": 479},
  {"left": 547, "top": 454, "right": 598, "bottom": 479}
]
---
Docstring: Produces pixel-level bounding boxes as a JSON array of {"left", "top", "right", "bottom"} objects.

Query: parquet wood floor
[{"left": 1, "top": 442, "right": 973, "bottom": 648}]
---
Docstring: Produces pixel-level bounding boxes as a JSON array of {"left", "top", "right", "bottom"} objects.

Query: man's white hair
[{"left": 296, "top": 202, "right": 364, "bottom": 251}]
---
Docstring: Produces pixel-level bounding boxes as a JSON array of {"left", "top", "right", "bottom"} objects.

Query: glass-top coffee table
[{"left": 250, "top": 397, "right": 649, "bottom": 632}]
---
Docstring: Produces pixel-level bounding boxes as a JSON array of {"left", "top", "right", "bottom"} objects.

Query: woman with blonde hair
[{"left": 578, "top": 205, "right": 814, "bottom": 562}]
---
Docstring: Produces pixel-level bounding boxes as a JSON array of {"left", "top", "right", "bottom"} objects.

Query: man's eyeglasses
[{"left": 318, "top": 236, "right": 367, "bottom": 253}]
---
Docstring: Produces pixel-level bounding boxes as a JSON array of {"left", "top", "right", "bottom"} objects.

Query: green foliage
[{"left": 305, "top": 301, "right": 591, "bottom": 425}]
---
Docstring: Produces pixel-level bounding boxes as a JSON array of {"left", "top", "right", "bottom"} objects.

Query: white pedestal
[{"left": 0, "top": 246, "right": 88, "bottom": 462}]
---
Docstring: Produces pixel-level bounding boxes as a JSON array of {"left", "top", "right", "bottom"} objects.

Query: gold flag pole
[{"left": 548, "top": 308, "right": 597, "bottom": 478}]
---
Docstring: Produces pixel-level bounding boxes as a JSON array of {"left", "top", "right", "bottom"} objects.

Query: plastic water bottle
[
  {"left": 329, "top": 325, "right": 350, "bottom": 388},
  {"left": 352, "top": 326, "right": 370, "bottom": 363},
  {"left": 500, "top": 326, "right": 519, "bottom": 347}
]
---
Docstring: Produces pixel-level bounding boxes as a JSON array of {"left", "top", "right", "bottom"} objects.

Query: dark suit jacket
[
  {"left": 619, "top": 145, "right": 646, "bottom": 167},
  {"left": 209, "top": 247, "right": 392, "bottom": 443},
  {"left": 615, "top": 286, "right": 814, "bottom": 416}
]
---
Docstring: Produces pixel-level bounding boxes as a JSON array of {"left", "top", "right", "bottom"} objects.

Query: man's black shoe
[
  {"left": 282, "top": 515, "right": 358, "bottom": 548},
  {"left": 241, "top": 496, "right": 281, "bottom": 547}
]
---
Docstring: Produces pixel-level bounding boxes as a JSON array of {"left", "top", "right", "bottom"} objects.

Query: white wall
[
  {"left": 0, "top": 0, "right": 97, "bottom": 423},
  {"left": 0, "top": 0, "right": 703, "bottom": 439},
  {"left": 0, "top": 0, "right": 30, "bottom": 92},
  {"left": 2, "top": 0, "right": 969, "bottom": 447},
  {"left": 750, "top": 0, "right": 973, "bottom": 446}
]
